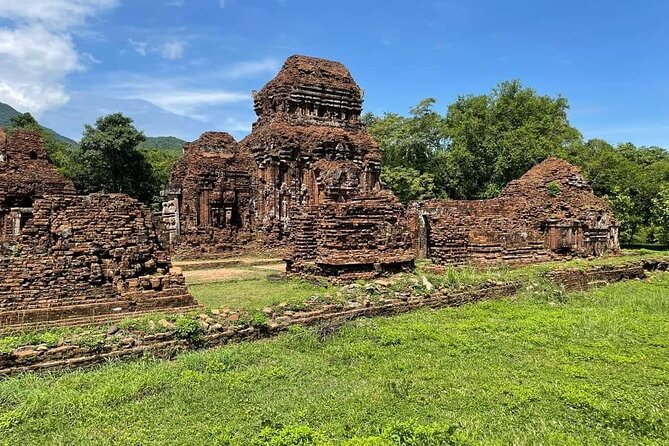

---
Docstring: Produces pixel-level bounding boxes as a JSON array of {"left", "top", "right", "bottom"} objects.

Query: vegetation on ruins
[
  {"left": 1, "top": 272, "right": 667, "bottom": 445},
  {"left": 364, "top": 80, "right": 669, "bottom": 245}
]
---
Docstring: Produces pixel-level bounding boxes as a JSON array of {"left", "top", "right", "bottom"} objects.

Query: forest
[{"left": 4, "top": 80, "right": 668, "bottom": 246}]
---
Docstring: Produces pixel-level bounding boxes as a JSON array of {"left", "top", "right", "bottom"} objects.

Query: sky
[{"left": 0, "top": 0, "right": 668, "bottom": 146}]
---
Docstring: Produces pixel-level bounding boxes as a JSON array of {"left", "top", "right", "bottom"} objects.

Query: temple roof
[
  {"left": 500, "top": 158, "right": 592, "bottom": 197},
  {"left": 257, "top": 55, "right": 362, "bottom": 95}
]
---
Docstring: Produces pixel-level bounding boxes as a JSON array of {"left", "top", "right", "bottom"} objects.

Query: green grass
[
  {"left": 1, "top": 274, "right": 668, "bottom": 445},
  {"left": 189, "top": 278, "right": 338, "bottom": 311}
]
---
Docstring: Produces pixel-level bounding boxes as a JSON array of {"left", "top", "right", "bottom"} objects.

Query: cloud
[
  {"left": 128, "top": 37, "right": 188, "bottom": 60},
  {"left": 0, "top": 0, "right": 118, "bottom": 115},
  {"left": 128, "top": 38, "right": 148, "bottom": 56},
  {"left": 224, "top": 58, "right": 280, "bottom": 79},
  {"left": 102, "top": 73, "right": 250, "bottom": 117},
  {"left": 160, "top": 40, "right": 187, "bottom": 60},
  {"left": 0, "top": 0, "right": 118, "bottom": 30}
]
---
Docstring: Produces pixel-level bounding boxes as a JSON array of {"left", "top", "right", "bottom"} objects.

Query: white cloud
[
  {"left": 128, "top": 38, "right": 148, "bottom": 56},
  {"left": 103, "top": 73, "right": 250, "bottom": 117},
  {"left": 0, "top": 0, "right": 118, "bottom": 115},
  {"left": 128, "top": 37, "right": 187, "bottom": 60},
  {"left": 160, "top": 40, "right": 186, "bottom": 60},
  {"left": 0, "top": 0, "right": 118, "bottom": 30},
  {"left": 224, "top": 58, "right": 280, "bottom": 79}
]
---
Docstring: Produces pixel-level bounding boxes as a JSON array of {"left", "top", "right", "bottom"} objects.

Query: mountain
[
  {"left": 0, "top": 101, "right": 78, "bottom": 146},
  {"left": 139, "top": 136, "right": 186, "bottom": 151}
]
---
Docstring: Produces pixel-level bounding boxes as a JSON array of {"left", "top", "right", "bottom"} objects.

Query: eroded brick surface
[
  {"left": 288, "top": 191, "right": 415, "bottom": 280},
  {"left": 409, "top": 158, "right": 620, "bottom": 265},
  {"left": 161, "top": 55, "right": 412, "bottom": 278},
  {"left": 241, "top": 55, "right": 382, "bottom": 245},
  {"left": 0, "top": 130, "right": 195, "bottom": 328},
  {"left": 162, "top": 132, "right": 257, "bottom": 258}
]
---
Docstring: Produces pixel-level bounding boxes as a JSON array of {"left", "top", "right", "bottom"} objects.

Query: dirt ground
[{"left": 179, "top": 259, "right": 286, "bottom": 284}]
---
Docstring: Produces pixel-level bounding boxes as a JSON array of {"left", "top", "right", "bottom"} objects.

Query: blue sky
[{"left": 0, "top": 0, "right": 668, "bottom": 146}]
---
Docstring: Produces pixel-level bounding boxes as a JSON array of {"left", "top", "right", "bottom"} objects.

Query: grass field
[
  {"left": 189, "top": 278, "right": 336, "bottom": 311},
  {"left": 1, "top": 273, "right": 668, "bottom": 445}
]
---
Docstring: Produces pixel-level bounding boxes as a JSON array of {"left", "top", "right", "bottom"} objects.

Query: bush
[
  {"left": 251, "top": 425, "right": 328, "bottom": 446},
  {"left": 546, "top": 181, "right": 561, "bottom": 197},
  {"left": 174, "top": 316, "right": 204, "bottom": 343}
]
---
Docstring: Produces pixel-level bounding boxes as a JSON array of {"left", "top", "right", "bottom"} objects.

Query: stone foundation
[
  {"left": 288, "top": 191, "right": 415, "bottom": 280},
  {"left": 1, "top": 259, "right": 662, "bottom": 376}
]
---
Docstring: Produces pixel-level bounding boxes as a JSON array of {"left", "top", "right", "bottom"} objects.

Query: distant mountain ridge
[
  {"left": 1, "top": 101, "right": 187, "bottom": 151},
  {"left": 139, "top": 136, "right": 186, "bottom": 151},
  {"left": 0, "top": 101, "right": 78, "bottom": 146}
]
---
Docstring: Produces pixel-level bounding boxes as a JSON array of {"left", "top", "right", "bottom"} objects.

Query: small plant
[
  {"left": 174, "top": 316, "right": 204, "bottom": 343},
  {"left": 78, "top": 335, "right": 105, "bottom": 353},
  {"left": 251, "top": 424, "right": 327, "bottom": 446},
  {"left": 546, "top": 181, "right": 561, "bottom": 197},
  {"left": 10, "top": 245, "right": 22, "bottom": 257},
  {"left": 247, "top": 310, "right": 268, "bottom": 329}
]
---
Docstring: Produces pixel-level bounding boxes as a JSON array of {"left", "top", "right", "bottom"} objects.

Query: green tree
[
  {"left": 72, "top": 113, "right": 158, "bottom": 204},
  {"left": 380, "top": 167, "right": 438, "bottom": 204},
  {"left": 9, "top": 112, "right": 39, "bottom": 128},
  {"left": 444, "top": 79, "right": 582, "bottom": 198},
  {"left": 139, "top": 147, "right": 181, "bottom": 188},
  {"left": 652, "top": 186, "right": 669, "bottom": 245}
]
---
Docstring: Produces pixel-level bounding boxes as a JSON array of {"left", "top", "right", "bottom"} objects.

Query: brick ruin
[
  {"left": 288, "top": 191, "right": 415, "bottom": 280},
  {"left": 0, "top": 129, "right": 196, "bottom": 328},
  {"left": 409, "top": 158, "right": 620, "bottom": 266},
  {"left": 161, "top": 55, "right": 620, "bottom": 276},
  {"left": 241, "top": 55, "right": 383, "bottom": 243},
  {"left": 162, "top": 55, "right": 415, "bottom": 277},
  {"left": 0, "top": 128, "right": 77, "bottom": 247},
  {"left": 161, "top": 132, "right": 257, "bottom": 257}
]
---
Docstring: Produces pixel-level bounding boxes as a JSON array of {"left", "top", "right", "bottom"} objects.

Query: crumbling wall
[
  {"left": 0, "top": 129, "right": 76, "bottom": 246},
  {"left": 410, "top": 158, "right": 620, "bottom": 266},
  {"left": 0, "top": 194, "right": 195, "bottom": 326},
  {"left": 161, "top": 132, "right": 258, "bottom": 257},
  {"left": 288, "top": 191, "right": 415, "bottom": 280},
  {"left": 241, "top": 55, "right": 382, "bottom": 245}
]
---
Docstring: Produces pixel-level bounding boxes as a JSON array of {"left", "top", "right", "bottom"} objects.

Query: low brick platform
[{"left": 0, "top": 260, "right": 666, "bottom": 377}]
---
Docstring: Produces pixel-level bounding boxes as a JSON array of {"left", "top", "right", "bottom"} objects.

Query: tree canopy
[
  {"left": 365, "top": 79, "right": 669, "bottom": 245},
  {"left": 68, "top": 113, "right": 159, "bottom": 204}
]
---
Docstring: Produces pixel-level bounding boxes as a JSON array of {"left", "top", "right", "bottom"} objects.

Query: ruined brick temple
[
  {"left": 162, "top": 132, "right": 257, "bottom": 257},
  {"left": 164, "top": 55, "right": 416, "bottom": 278},
  {"left": 409, "top": 158, "right": 620, "bottom": 266},
  {"left": 162, "top": 55, "right": 619, "bottom": 277},
  {"left": 0, "top": 129, "right": 195, "bottom": 328},
  {"left": 0, "top": 55, "right": 622, "bottom": 330}
]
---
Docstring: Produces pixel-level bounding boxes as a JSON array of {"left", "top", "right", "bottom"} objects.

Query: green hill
[
  {"left": 139, "top": 136, "right": 186, "bottom": 151},
  {"left": 0, "top": 102, "right": 20, "bottom": 125},
  {"left": 0, "top": 101, "right": 77, "bottom": 146}
]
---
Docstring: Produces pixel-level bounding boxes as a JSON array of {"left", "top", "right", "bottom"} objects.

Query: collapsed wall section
[
  {"left": 0, "top": 194, "right": 196, "bottom": 327},
  {"left": 409, "top": 158, "right": 619, "bottom": 266},
  {"left": 0, "top": 129, "right": 76, "bottom": 248}
]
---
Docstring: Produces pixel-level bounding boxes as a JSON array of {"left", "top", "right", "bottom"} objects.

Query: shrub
[
  {"left": 251, "top": 424, "right": 328, "bottom": 446},
  {"left": 546, "top": 181, "right": 561, "bottom": 197},
  {"left": 174, "top": 316, "right": 204, "bottom": 343}
]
